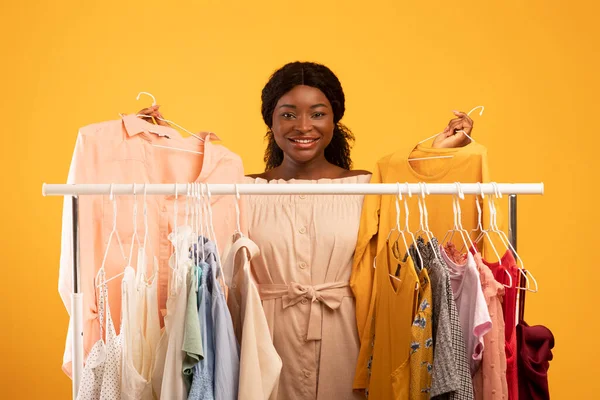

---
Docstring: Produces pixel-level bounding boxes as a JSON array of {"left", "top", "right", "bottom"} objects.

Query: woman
[{"left": 140, "top": 61, "right": 474, "bottom": 399}]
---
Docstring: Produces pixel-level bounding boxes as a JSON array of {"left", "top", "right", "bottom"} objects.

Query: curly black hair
[{"left": 261, "top": 61, "right": 355, "bottom": 170}]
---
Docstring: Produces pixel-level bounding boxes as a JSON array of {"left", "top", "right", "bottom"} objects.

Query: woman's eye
[
  {"left": 312, "top": 112, "right": 325, "bottom": 118},
  {"left": 281, "top": 112, "right": 295, "bottom": 119}
]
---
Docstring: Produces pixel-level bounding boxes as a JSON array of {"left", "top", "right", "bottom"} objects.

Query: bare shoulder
[
  {"left": 246, "top": 171, "right": 274, "bottom": 180},
  {"left": 245, "top": 173, "right": 266, "bottom": 179},
  {"left": 340, "top": 169, "right": 372, "bottom": 178}
]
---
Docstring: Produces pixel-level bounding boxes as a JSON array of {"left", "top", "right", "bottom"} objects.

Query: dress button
[
  {"left": 299, "top": 194, "right": 307, "bottom": 199},
  {"left": 162, "top": 206, "right": 167, "bottom": 212},
  {"left": 299, "top": 226, "right": 307, "bottom": 234},
  {"left": 492, "top": 390, "right": 497, "bottom": 394},
  {"left": 299, "top": 262, "right": 307, "bottom": 269},
  {"left": 304, "top": 370, "right": 311, "bottom": 378},
  {"left": 490, "top": 364, "right": 495, "bottom": 369},
  {"left": 301, "top": 298, "right": 309, "bottom": 305}
]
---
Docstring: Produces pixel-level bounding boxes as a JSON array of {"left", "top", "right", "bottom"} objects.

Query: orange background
[{"left": 1, "top": 0, "right": 598, "bottom": 398}]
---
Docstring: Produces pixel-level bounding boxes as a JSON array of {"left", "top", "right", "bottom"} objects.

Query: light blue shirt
[{"left": 189, "top": 237, "right": 240, "bottom": 400}]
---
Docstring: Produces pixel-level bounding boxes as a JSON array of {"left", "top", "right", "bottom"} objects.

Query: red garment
[
  {"left": 479, "top": 250, "right": 519, "bottom": 400},
  {"left": 516, "top": 322, "right": 554, "bottom": 400}
]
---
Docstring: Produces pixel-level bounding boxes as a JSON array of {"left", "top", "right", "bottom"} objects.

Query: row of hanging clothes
[
  {"left": 58, "top": 98, "right": 554, "bottom": 400},
  {"left": 351, "top": 182, "right": 554, "bottom": 400},
  {"left": 77, "top": 183, "right": 282, "bottom": 400}
]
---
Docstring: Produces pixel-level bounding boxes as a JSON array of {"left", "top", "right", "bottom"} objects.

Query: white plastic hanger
[
  {"left": 415, "top": 182, "right": 440, "bottom": 260},
  {"left": 198, "top": 183, "right": 205, "bottom": 263},
  {"left": 409, "top": 106, "right": 484, "bottom": 162},
  {"left": 489, "top": 183, "right": 538, "bottom": 292},
  {"left": 127, "top": 184, "right": 143, "bottom": 264},
  {"left": 168, "top": 183, "right": 180, "bottom": 296},
  {"left": 453, "top": 182, "right": 478, "bottom": 254},
  {"left": 205, "top": 183, "right": 228, "bottom": 290},
  {"left": 137, "top": 92, "right": 207, "bottom": 142},
  {"left": 441, "top": 183, "right": 473, "bottom": 256},
  {"left": 96, "top": 184, "right": 129, "bottom": 288},
  {"left": 399, "top": 182, "right": 425, "bottom": 269},
  {"left": 135, "top": 92, "right": 204, "bottom": 156},
  {"left": 140, "top": 184, "right": 158, "bottom": 286},
  {"left": 466, "top": 183, "right": 513, "bottom": 287},
  {"left": 376, "top": 184, "right": 408, "bottom": 283},
  {"left": 233, "top": 184, "right": 243, "bottom": 235},
  {"left": 414, "top": 183, "right": 434, "bottom": 242}
]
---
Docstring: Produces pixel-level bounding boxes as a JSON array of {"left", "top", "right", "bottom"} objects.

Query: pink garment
[
  {"left": 479, "top": 251, "right": 520, "bottom": 400},
  {"left": 245, "top": 176, "right": 367, "bottom": 400},
  {"left": 59, "top": 115, "right": 246, "bottom": 377},
  {"left": 441, "top": 245, "right": 492, "bottom": 376},
  {"left": 472, "top": 253, "right": 508, "bottom": 400}
]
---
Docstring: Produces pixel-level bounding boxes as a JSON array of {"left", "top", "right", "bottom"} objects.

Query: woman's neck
[{"left": 270, "top": 156, "right": 340, "bottom": 180}]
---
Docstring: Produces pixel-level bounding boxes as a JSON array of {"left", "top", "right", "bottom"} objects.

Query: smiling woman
[
  {"left": 135, "top": 61, "right": 478, "bottom": 400},
  {"left": 257, "top": 61, "right": 363, "bottom": 179}
]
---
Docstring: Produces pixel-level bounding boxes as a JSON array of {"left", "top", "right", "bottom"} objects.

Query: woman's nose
[{"left": 295, "top": 115, "right": 313, "bottom": 133}]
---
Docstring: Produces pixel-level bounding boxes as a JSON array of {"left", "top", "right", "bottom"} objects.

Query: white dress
[
  {"left": 77, "top": 269, "right": 122, "bottom": 400},
  {"left": 120, "top": 249, "right": 161, "bottom": 400}
]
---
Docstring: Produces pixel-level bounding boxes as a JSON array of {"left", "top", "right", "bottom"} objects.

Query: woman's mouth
[{"left": 288, "top": 137, "right": 321, "bottom": 149}]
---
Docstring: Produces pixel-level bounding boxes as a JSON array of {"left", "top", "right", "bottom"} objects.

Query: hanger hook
[
  {"left": 477, "top": 182, "right": 485, "bottom": 199},
  {"left": 492, "top": 182, "right": 503, "bottom": 199},
  {"left": 137, "top": 91, "right": 157, "bottom": 106},
  {"left": 234, "top": 184, "right": 240, "bottom": 201},
  {"left": 206, "top": 183, "right": 212, "bottom": 201},
  {"left": 143, "top": 183, "right": 148, "bottom": 208},
  {"left": 454, "top": 182, "right": 465, "bottom": 200},
  {"left": 109, "top": 183, "right": 114, "bottom": 201},
  {"left": 467, "top": 105, "right": 485, "bottom": 116},
  {"left": 395, "top": 183, "right": 402, "bottom": 231},
  {"left": 404, "top": 182, "right": 412, "bottom": 198}
]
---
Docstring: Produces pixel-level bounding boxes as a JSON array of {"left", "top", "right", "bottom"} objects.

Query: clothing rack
[{"left": 42, "top": 182, "right": 543, "bottom": 398}]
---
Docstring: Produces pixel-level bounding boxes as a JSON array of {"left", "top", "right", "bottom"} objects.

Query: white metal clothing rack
[{"left": 42, "top": 182, "right": 543, "bottom": 398}]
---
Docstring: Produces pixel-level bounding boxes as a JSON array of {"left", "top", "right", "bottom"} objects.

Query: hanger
[
  {"left": 474, "top": 183, "right": 530, "bottom": 290},
  {"left": 489, "top": 183, "right": 538, "bottom": 292},
  {"left": 136, "top": 92, "right": 207, "bottom": 142},
  {"left": 233, "top": 184, "right": 243, "bottom": 236},
  {"left": 140, "top": 184, "right": 158, "bottom": 286},
  {"left": 135, "top": 92, "right": 204, "bottom": 156},
  {"left": 127, "top": 184, "right": 143, "bottom": 263},
  {"left": 96, "top": 184, "right": 129, "bottom": 288},
  {"left": 414, "top": 182, "right": 433, "bottom": 243},
  {"left": 441, "top": 183, "right": 473, "bottom": 258},
  {"left": 196, "top": 182, "right": 211, "bottom": 260},
  {"left": 125, "top": 184, "right": 146, "bottom": 291},
  {"left": 386, "top": 183, "right": 411, "bottom": 258},
  {"left": 376, "top": 184, "right": 407, "bottom": 283},
  {"left": 409, "top": 106, "right": 484, "bottom": 162},
  {"left": 205, "top": 183, "right": 228, "bottom": 290},
  {"left": 468, "top": 183, "right": 512, "bottom": 287},
  {"left": 196, "top": 183, "right": 203, "bottom": 266},
  {"left": 398, "top": 182, "right": 425, "bottom": 269},
  {"left": 414, "top": 182, "right": 440, "bottom": 260},
  {"left": 453, "top": 182, "right": 479, "bottom": 254}
]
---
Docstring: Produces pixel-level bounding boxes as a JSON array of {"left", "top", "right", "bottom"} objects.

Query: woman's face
[{"left": 271, "top": 85, "right": 335, "bottom": 165}]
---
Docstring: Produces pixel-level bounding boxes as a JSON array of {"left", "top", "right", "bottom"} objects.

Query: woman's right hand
[{"left": 137, "top": 105, "right": 171, "bottom": 127}]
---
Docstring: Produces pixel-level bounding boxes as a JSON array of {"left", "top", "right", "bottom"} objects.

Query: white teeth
[{"left": 292, "top": 138, "right": 318, "bottom": 144}]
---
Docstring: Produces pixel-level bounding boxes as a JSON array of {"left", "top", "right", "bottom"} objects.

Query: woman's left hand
[{"left": 432, "top": 111, "right": 474, "bottom": 148}]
